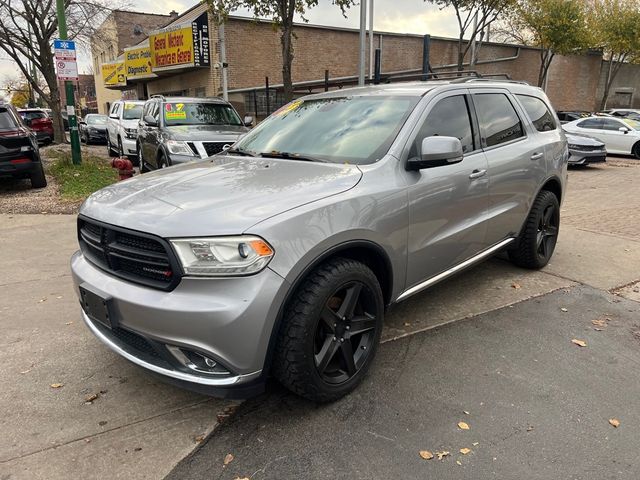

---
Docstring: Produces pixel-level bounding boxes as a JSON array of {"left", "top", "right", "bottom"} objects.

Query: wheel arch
[
  {"left": 538, "top": 175, "right": 563, "bottom": 204},
  {"left": 262, "top": 240, "right": 394, "bottom": 376}
]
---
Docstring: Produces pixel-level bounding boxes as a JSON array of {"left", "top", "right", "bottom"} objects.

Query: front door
[{"left": 404, "top": 91, "right": 490, "bottom": 289}]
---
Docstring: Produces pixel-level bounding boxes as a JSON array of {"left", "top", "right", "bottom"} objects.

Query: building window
[{"left": 194, "top": 87, "right": 206, "bottom": 98}]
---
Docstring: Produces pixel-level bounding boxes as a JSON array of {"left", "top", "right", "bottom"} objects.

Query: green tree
[
  {"left": 591, "top": 0, "right": 640, "bottom": 109},
  {"left": 426, "top": 0, "right": 515, "bottom": 71},
  {"left": 206, "top": 0, "right": 355, "bottom": 102},
  {"left": 509, "top": 0, "right": 589, "bottom": 87}
]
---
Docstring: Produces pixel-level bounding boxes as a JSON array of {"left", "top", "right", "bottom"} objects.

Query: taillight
[{"left": 10, "top": 157, "right": 31, "bottom": 164}]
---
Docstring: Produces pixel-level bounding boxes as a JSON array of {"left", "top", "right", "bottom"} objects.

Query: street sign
[
  {"left": 56, "top": 59, "right": 78, "bottom": 81},
  {"left": 54, "top": 39, "right": 76, "bottom": 60}
]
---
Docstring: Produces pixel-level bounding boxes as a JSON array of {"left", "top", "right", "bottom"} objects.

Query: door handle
[
  {"left": 469, "top": 169, "right": 487, "bottom": 180},
  {"left": 531, "top": 152, "right": 544, "bottom": 161}
]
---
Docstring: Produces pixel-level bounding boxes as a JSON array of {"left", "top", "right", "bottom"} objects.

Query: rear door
[
  {"left": 471, "top": 89, "right": 547, "bottom": 244},
  {"left": 404, "top": 90, "right": 490, "bottom": 288},
  {"left": 107, "top": 102, "right": 120, "bottom": 144}
]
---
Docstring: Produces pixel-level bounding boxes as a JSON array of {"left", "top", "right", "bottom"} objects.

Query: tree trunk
[
  {"left": 42, "top": 68, "right": 65, "bottom": 144},
  {"left": 538, "top": 50, "right": 554, "bottom": 89},
  {"left": 600, "top": 55, "right": 625, "bottom": 111},
  {"left": 457, "top": 33, "right": 465, "bottom": 72},
  {"left": 280, "top": 24, "right": 294, "bottom": 102}
]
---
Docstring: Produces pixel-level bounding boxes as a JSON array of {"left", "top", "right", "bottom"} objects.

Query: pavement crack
[{"left": 0, "top": 398, "right": 214, "bottom": 464}]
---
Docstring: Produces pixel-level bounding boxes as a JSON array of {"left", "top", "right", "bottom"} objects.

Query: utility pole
[
  {"left": 368, "top": 0, "right": 374, "bottom": 80},
  {"left": 358, "top": 0, "right": 367, "bottom": 86},
  {"left": 56, "top": 0, "right": 81, "bottom": 165}
]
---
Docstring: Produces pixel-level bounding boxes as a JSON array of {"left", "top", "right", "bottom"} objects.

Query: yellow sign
[
  {"left": 149, "top": 12, "right": 210, "bottom": 72},
  {"left": 124, "top": 43, "right": 155, "bottom": 80},
  {"left": 102, "top": 61, "right": 126, "bottom": 87}
]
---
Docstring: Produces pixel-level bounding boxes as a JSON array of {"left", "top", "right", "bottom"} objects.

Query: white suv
[{"left": 107, "top": 100, "right": 145, "bottom": 159}]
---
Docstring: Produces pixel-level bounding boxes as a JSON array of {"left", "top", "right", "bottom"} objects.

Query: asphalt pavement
[{"left": 168, "top": 285, "right": 640, "bottom": 480}]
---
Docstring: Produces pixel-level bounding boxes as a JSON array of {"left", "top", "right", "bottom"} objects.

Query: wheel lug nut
[
  {"left": 346, "top": 326, "right": 350, "bottom": 330},
  {"left": 342, "top": 316, "right": 346, "bottom": 321},
  {"left": 361, "top": 346, "right": 367, "bottom": 350},
  {"left": 333, "top": 323, "right": 337, "bottom": 328},
  {"left": 340, "top": 338, "right": 344, "bottom": 342},
  {"left": 333, "top": 336, "right": 337, "bottom": 341}
]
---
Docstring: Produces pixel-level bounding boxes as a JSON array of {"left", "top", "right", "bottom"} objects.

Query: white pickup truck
[{"left": 106, "top": 100, "right": 145, "bottom": 160}]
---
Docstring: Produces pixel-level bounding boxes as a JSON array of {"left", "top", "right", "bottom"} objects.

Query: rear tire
[
  {"left": 117, "top": 137, "right": 124, "bottom": 158},
  {"left": 30, "top": 163, "right": 47, "bottom": 189},
  {"left": 633, "top": 142, "right": 640, "bottom": 160},
  {"left": 138, "top": 144, "right": 148, "bottom": 173},
  {"left": 107, "top": 137, "right": 116, "bottom": 157},
  {"left": 273, "top": 258, "right": 384, "bottom": 402},
  {"left": 509, "top": 190, "right": 560, "bottom": 269}
]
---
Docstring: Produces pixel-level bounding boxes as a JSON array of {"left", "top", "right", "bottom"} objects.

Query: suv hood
[
  {"left": 165, "top": 124, "right": 249, "bottom": 142},
  {"left": 80, "top": 155, "right": 362, "bottom": 237}
]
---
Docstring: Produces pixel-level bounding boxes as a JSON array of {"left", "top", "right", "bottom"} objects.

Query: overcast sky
[{"left": 0, "top": 0, "right": 459, "bottom": 84}]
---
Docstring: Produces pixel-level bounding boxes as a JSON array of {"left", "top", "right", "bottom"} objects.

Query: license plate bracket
[{"left": 79, "top": 284, "right": 117, "bottom": 329}]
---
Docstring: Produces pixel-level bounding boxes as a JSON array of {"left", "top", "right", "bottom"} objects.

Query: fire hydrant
[{"left": 111, "top": 157, "right": 134, "bottom": 181}]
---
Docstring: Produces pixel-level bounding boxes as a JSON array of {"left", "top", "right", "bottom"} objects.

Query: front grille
[
  {"left": 570, "top": 144, "right": 604, "bottom": 152},
  {"left": 202, "top": 142, "right": 229, "bottom": 157},
  {"left": 78, "top": 217, "right": 181, "bottom": 290},
  {"left": 110, "top": 327, "right": 161, "bottom": 359}
]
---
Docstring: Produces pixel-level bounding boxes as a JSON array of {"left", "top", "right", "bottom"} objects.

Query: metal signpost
[{"left": 55, "top": 0, "right": 81, "bottom": 164}]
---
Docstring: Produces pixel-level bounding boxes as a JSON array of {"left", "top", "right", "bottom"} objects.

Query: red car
[{"left": 17, "top": 108, "right": 54, "bottom": 144}]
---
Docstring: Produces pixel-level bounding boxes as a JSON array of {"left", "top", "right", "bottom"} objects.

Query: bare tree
[{"left": 0, "top": 1, "right": 120, "bottom": 142}]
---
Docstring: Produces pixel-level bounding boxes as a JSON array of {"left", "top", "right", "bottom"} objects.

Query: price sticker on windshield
[
  {"left": 274, "top": 100, "right": 303, "bottom": 116},
  {"left": 166, "top": 111, "right": 187, "bottom": 120}
]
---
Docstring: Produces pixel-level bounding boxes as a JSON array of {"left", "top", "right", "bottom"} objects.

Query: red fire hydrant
[{"left": 111, "top": 157, "right": 134, "bottom": 181}]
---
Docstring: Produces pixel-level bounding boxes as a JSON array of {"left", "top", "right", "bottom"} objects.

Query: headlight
[
  {"left": 125, "top": 128, "right": 137, "bottom": 139},
  {"left": 170, "top": 236, "right": 274, "bottom": 276},
  {"left": 568, "top": 144, "right": 580, "bottom": 149},
  {"left": 166, "top": 140, "right": 195, "bottom": 156}
]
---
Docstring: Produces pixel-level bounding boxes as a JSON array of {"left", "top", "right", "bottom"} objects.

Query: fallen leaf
[
  {"left": 609, "top": 418, "right": 620, "bottom": 428},
  {"left": 419, "top": 450, "right": 434, "bottom": 460},
  {"left": 463, "top": 410, "right": 470, "bottom": 415},
  {"left": 50, "top": 383, "right": 64, "bottom": 388},
  {"left": 65, "top": 321, "right": 73, "bottom": 325},
  {"left": 233, "top": 477, "right": 250, "bottom": 480},
  {"left": 224, "top": 453, "right": 234, "bottom": 465},
  {"left": 591, "top": 318, "right": 609, "bottom": 327},
  {"left": 572, "top": 339, "right": 587, "bottom": 347},
  {"left": 436, "top": 451, "right": 450, "bottom": 460},
  {"left": 38, "top": 298, "right": 47, "bottom": 303},
  {"left": 20, "top": 369, "right": 32, "bottom": 374},
  {"left": 403, "top": 322, "right": 411, "bottom": 327},
  {"left": 561, "top": 308, "right": 568, "bottom": 312},
  {"left": 527, "top": 425, "right": 534, "bottom": 432},
  {"left": 456, "top": 460, "right": 462, "bottom": 466},
  {"left": 511, "top": 282, "right": 521, "bottom": 289},
  {"left": 134, "top": 447, "right": 142, "bottom": 452},
  {"left": 98, "top": 420, "right": 107, "bottom": 426},
  {"left": 194, "top": 435, "right": 205, "bottom": 443},
  {"left": 458, "top": 421, "right": 470, "bottom": 430},
  {"left": 472, "top": 442, "right": 479, "bottom": 446},
  {"left": 594, "top": 328, "right": 603, "bottom": 332},
  {"left": 460, "top": 448, "right": 471, "bottom": 455},
  {"left": 56, "top": 296, "right": 63, "bottom": 299},
  {"left": 84, "top": 393, "right": 99, "bottom": 403}
]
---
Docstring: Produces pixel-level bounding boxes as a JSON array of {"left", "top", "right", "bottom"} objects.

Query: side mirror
[
  {"left": 406, "top": 136, "right": 464, "bottom": 171},
  {"left": 619, "top": 127, "right": 629, "bottom": 134},
  {"left": 144, "top": 115, "right": 158, "bottom": 127},
  {"left": 109, "top": 114, "right": 119, "bottom": 119},
  {"left": 243, "top": 115, "right": 253, "bottom": 127}
]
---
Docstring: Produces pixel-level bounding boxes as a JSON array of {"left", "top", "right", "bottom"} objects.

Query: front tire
[
  {"left": 509, "top": 190, "right": 560, "bottom": 269},
  {"left": 273, "top": 258, "right": 384, "bottom": 402},
  {"left": 633, "top": 142, "right": 640, "bottom": 160},
  {"left": 107, "top": 137, "right": 116, "bottom": 157}
]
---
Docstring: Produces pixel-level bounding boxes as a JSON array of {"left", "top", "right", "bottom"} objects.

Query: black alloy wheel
[
  {"left": 314, "top": 281, "right": 378, "bottom": 385},
  {"left": 536, "top": 203, "right": 559, "bottom": 261},
  {"left": 274, "top": 258, "right": 384, "bottom": 402}
]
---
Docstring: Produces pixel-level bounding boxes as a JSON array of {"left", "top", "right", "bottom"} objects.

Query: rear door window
[
  {"left": 601, "top": 119, "right": 624, "bottom": 131},
  {"left": 577, "top": 118, "right": 603, "bottom": 130},
  {"left": 516, "top": 95, "right": 557, "bottom": 132},
  {"left": 410, "top": 95, "right": 475, "bottom": 157},
  {"left": 473, "top": 93, "right": 524, "bottom": 148}
]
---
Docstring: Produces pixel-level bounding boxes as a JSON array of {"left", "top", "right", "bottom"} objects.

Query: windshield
[
  {"left": 20, "top": 111, "right": 46, "bottom": 121},
  {"left": 123, "top": 103, "right": 143, "bottom": 120},
  {"left": 86, "top": 115, "right": 107, "bottom": 125},
  {"left": 232, "top": 96, "right": 420, "bottom": 164},
  {"left": 163, "top": 102, "right": 242, "bottom": 126},
  {"left": 622, "top": 119, "right": 640, "bottom": 130}
]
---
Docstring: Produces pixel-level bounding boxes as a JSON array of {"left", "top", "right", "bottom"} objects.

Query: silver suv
[{"left": 71, "top": 80, "right": 568, "bottom": 402}]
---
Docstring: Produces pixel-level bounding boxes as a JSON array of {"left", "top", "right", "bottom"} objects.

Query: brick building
[
  {"left": 58, "top": 74, "right": 99, "bottom": 115},
  {"left": 91, "top": 9, "right": 177, "bottom": 112},
  {"left": 93, "top": 3, "right": 639, "bottom": 116}
]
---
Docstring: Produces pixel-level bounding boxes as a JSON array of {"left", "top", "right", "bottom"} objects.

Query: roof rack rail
[
  {"left": 382, "top": 70, "right": 482, "bottom": 83},
  {"left": 450, "top": 76, "right": 530, "bottom": 86},
  {"left": 150, "top": 94, "right": 166, "bottom": 100}
]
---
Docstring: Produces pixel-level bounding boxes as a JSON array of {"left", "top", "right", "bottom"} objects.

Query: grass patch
[{"left": 47, "top": 150, "right": 119, "bottom": 201}]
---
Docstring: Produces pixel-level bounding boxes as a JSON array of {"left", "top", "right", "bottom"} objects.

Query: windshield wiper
[
  {"left": 226, "top": 147, "right": 257, "bottom": 157},
  {"left": 258, "top": 151, "right": 327, "bottom": 163}
]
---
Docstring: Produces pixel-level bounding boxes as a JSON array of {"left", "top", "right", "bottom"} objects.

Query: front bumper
[
  {"left": 122, "top": 136, "right": 137, "bottom": 156},
  {"left": 568, "top": 149, "right": 607, "bottom": 165},
  {"left": 86, "top": 131, "right": 107, "bottom": 143},
  {"left": 168, "top": 153, "right": 197, "bottom": 165},
  {"left": 71, "top": 250, "right": 290, "bottom": 396}
]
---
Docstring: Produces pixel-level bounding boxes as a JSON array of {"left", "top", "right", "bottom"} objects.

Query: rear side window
[
  {"left": 411, "top": 95, "right": 475, "bottom": 157},
  {"left": 516, "top": 95, "right": 556, "bottom": 132},
  {"left": 577, "top": 119, "right": 603, "bottom": 129},
  {"left": 0, "top": 108, "right": 18, "bottom": 130},
  {"left": 601, "top": 119, "right": 624, "bottom": 131},
  {"left": 473, "top": 93, "right": 524, "bottom": 147}
]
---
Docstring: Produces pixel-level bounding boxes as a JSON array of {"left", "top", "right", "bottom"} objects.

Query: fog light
[
  {"left": 166, "top": 345, "right": 230, "bottom": 376},
  {"left": 204, "top": 357, "right": 217, "bottom": 368}
]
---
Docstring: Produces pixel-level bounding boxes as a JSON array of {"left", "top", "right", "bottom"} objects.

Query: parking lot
[{"left": 2, "top": 157, "right": 640, "bottom": 479}]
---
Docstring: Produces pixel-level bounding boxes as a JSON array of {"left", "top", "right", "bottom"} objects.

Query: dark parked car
[
  {"left": 17, "top": 108, "right": 54, "bottom": 144},
  {"left": 0, "top": 102, "right": 47, "bottom": 188},
  {"left": 564, "top": 131, "right": 607, "bottom": 166},
  {"left": 79, "top": 114, "right": 108, "bottom": 144},
  {"left": 137, "top": 95, "right": 252, "bottom": 172}
]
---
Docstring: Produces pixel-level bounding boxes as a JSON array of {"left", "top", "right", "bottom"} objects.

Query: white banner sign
[{"left": 56, "top": 59, "right": 78, "bottom": 81}]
